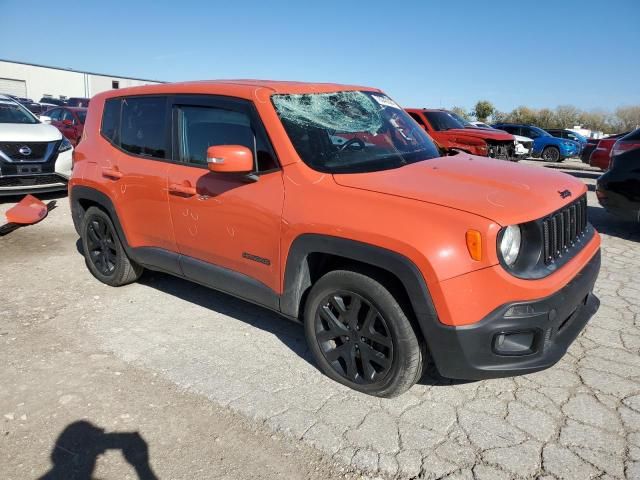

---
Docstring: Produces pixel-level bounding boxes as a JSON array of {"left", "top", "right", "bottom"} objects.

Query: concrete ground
[{"left": 1, "top": 158, "right": 639, "bottom": 479}]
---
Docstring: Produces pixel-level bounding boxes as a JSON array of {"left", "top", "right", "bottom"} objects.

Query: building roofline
[{"left": 0, "top": 58, "right": 165, "bottom": 84}]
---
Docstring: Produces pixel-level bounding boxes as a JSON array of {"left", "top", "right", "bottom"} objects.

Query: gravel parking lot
[{"left": 2, "top": 159, "right": 640, "bottom": 479}]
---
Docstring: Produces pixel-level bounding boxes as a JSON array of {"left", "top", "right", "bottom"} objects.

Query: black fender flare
[
  {"left": 281, "top": 234, "right": 440, "bottom": 339},
  {"left": 70, "top": 185, "right": 125, "bottom": 241}
]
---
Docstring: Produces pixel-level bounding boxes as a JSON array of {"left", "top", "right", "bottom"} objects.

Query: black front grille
[
  {"left": 0, "top": 142, "right": 54, "bottom": 160},
  {"left": 487, "top": 140, "right": 514, "bottom": 160},
  {"left": 0, "top": 175, "right": 64, "bottom": 188},
  {"left": 542, "top": 195, "right": 588, "bottom": 264}
]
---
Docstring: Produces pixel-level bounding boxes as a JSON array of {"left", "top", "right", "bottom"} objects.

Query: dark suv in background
[
  {"left": 596, "top": 129, "right": 640, "bottom": 221},
  {"left": 66, "top": 97, "right": 90, "bottom": 107},
  {"left": 39, "top": 97, "right": 67, "bottom": 106}
]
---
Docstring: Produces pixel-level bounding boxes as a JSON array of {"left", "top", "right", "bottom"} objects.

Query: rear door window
[{"left": 120, "top": 97, "right": 168, "bottom": 158}]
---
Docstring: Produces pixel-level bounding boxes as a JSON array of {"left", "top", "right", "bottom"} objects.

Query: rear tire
[
  {"left": 542, "top": 146, "right": 561, "bottom": 162},
  {"left": 304, "top": 270, "right": 424, "bottom": 397},
  {"left": 80, "top": 206, "right": 143, "bottom": 286}
]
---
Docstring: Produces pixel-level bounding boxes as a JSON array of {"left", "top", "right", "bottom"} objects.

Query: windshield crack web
[{"left": 272, "top": 91, "right": 384, "bottom": 134}]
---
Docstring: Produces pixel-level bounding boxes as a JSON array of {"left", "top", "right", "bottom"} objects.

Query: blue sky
[{"left": 1, "top": 0, "right": 638, "bottom": 112}]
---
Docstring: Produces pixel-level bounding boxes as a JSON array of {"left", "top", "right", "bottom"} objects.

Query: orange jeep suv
[{"left": 69, "top": 81, "right": 601, "bottom": 397}]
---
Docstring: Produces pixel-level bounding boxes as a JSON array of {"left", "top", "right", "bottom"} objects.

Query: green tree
[
  {"left": 492, "top": 110, "right": 508, "bottom": 123},
  {"left": 614, "top": 106, "right": 640, "bottom": 131},
  {"left": 578, "top": 110, "right": 612, "bottom": 133},
  {"left": 450, "top": 106, "right": 470, "bottom": 121},
  {"left": 506, "top": 106, "right": 538, "bottom": 125},
  {"left": 473, "top": 100, "right": 495, "bottom": 122},
  {"left": 536, "top": 108, "right": 555, "bottom": 129},
  {"left": 555, "top": 105, "right": 581, "bottom": 129}
]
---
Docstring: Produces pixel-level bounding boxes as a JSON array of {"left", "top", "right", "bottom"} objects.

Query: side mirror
[
  {"left": 206, "top": 145, "right": 253, "bottom": 174},
  {"left": 39, "top": 115, "right": 52, "bottom": 124},
  {"left": 62, "top": 119, "right": 73, "bottom": 126}
]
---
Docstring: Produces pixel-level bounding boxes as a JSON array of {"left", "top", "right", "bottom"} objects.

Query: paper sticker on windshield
[{"left": 371, "top": 94, "right": 401, "bottom": 110}]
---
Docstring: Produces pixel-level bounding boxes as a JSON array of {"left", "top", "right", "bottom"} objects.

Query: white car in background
[
  {"left": 0, "top": 94, "right": 73, "bottom": 195},
  {"left": 470, "top": 121, "right": 533, "bottom": 158}
]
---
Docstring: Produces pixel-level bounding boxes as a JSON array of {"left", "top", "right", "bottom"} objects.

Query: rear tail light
[{"left": 611, "top": 140, "right": 640, "bottom": 157}]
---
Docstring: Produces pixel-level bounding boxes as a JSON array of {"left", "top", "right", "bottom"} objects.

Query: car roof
[
  {"left": 66, "top": 107, "right": 88, "bottom": 112},
  {"left": 97, "top": 80, "right": 379, "bottom": 101},
  {"left": 0, "top": 94, "right": 18, "bottom": 103}
]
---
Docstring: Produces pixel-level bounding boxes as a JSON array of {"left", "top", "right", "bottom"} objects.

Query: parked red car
[
  {"left": 589, "top": 132, "right": 629, "bottom": 170},
  {"left": 406, "top": 108, "right": 516, "bottom": 160},
  {"left": 43, "top": 107, "right": 87, "bottom": 146}
]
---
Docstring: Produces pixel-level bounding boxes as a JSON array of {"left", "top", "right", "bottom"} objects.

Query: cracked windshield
[{"left": 272, "top": 90, "right": 440, "bottom": 173}]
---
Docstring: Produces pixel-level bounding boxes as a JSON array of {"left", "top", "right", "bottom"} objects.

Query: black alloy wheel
[
  {"left": 314, "top": 291, "right": 394, "bottom": 384},
  {"left": 305, "top": 270, "right": 425, "bottom": 397},
  {"left": 86, "top": 216, "right": 117, "bottom": 276},
  {"left": 80, "top": 206, "right": 143, "bottom": 286}
]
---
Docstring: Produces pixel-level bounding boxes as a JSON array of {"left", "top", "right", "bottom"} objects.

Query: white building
[{"left": 0, "top": 58, "right": 162, "bottom": 102}]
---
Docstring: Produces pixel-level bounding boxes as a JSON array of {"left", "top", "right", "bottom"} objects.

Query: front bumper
[
  {"left": 0, "top": 148, "right": 71, "bottom": 196},
  {"left": 429, "top": 250, "right": 600, "bottom": 380},
  {"left": 0, "top": 174, "right": 68, "bottom": 196},
  {"left": 561, "top": 147, "right": 579, "bottom": 158}
]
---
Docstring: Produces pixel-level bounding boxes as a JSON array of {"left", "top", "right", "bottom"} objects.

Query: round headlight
[{"left": 499, "top": 225, "right": 521, "bottom": 266}]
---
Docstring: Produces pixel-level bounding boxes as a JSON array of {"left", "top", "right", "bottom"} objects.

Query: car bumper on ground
[{"left": 428, "top": 250, "right": 601, "bottom": 380}]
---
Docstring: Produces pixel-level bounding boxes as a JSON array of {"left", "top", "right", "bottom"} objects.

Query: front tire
[
  {"left": 304, "top": 270, "right": 424, "bottom": 397},
  {"left": 80, "top": 206, "right": 143, "bottom": 286},
  {"left": 542, "top": 146, "right": 561, "bottom": 162}
]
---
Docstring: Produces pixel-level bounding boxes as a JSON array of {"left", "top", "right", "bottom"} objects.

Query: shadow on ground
[
  {"left": 74, "top": 231, "right": 475, "bottom": 390},
  {"left": 589, "top": 205, "right": 640, "bottom": 242},
  {"left": 38, "top": 420, "right": 158, "bottom": 480}
]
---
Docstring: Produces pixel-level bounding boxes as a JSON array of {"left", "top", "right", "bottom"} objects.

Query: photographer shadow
[{"left": 38, "top": 420, "right": 157, "bottom": 480}]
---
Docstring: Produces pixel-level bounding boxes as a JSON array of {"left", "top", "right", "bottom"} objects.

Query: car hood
[
  {"left": 513, "top": 135, "right": 533, "bottom": 142},
  {"left": 333, "top": 153, "right": 586, "bottom": 225},
  {"left": 0, "top": 122, "right": 62, "bottom": 142},
  {"left": 444, "top": 128, "right": 514, "bottom": 141}
]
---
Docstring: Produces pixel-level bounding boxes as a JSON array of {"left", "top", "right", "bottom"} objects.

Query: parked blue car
[
  {"left": 546, "top": 129, "right": 588, "bottom": 154},
  {"left": 492, "top": 124, "right": 580, "bottom": 162}
]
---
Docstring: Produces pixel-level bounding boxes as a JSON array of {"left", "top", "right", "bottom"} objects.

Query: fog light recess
[{"left": 493, "top": 331, "right": 535, "bottom": 355}]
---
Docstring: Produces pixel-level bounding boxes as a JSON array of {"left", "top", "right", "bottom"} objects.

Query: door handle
[
  {"left": 168, "top": 183, "right": 197, "bottom": 196},
  {"left": 102, "top": 167, "right": 123, "bottom": 180}
]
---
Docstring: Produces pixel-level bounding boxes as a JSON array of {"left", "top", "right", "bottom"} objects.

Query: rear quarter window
[{"left": 101, "top": 98, "right": 121, "bottom": 144}]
